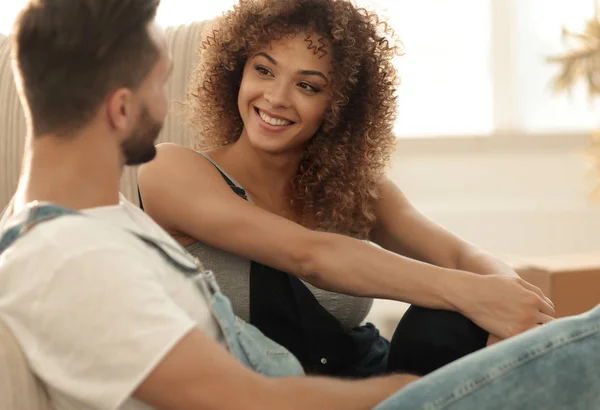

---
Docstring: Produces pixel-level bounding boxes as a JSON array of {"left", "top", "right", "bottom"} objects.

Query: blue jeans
[{"left": 375, "top": 304, "right": 600, "bottom": 409}]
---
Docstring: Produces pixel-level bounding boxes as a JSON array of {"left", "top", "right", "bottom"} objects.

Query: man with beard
[{"left": 1, "top": 1, "right": 600, "bottom": 410}]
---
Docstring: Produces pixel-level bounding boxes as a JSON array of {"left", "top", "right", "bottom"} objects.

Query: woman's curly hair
[{"left": 186, "top": 0, "right": 402, "bottom": 239}]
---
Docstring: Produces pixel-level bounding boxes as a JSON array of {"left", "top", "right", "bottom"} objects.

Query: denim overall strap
[
  {"left": 0, "top": 203, "right": 208, "bottom": 296},
  {"left": 0, "top": 203, "right": 228, "bottom": 326},
  {"left": 194, "top": 272, "right": 251, "bottom": 365},
  {"left": 0, "top": 203, "right": 79, "bottom": 255},
  {"left": 133, "top": 235, "right": 200, "bottom": 275}
]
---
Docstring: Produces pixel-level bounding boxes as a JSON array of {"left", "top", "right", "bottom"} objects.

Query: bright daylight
[{"left": 1, "top": 1, "right": 600, "bottom": 409}]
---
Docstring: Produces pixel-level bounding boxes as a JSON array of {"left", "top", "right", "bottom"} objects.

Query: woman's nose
[{"left": 264, "top": 80, "right": 291, "bottom": 108}]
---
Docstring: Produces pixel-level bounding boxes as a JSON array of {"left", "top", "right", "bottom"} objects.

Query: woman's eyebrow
[
  {"left": 297, "top": 69, "right": 329, "bottom": 84},
  {"left": 253, "top": 51, "right": 277, "bottom": 65},
  {"left": 252, "top": 52, "right": 329, "bottom": 84}
]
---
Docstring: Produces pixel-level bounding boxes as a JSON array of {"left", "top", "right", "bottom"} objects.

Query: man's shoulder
[
  {"left": 0, "top": 196, "right": 176, "bottom": 273},
  {"left": 5, "top": 215, "right": 124, "bottom": 258},
  {"left": 0, "top": 215, "right": 176, "bottom": 306},
  {"left": 1, "top": 207, "right": 142, "bottom": 262}
]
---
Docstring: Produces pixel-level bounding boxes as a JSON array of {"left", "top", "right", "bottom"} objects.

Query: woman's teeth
[{"left": 258, "top": 109, "right": 292, "bottom": 126}]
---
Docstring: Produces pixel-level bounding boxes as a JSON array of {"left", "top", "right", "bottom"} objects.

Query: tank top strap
[
  {"left": 137, "top": 151, "right": 249, "bottom": 211},
  {"left": 197, "top": 152, "right": 248, "bottom": 201}
]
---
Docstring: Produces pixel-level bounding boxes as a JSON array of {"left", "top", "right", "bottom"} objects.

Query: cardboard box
[{"left": 506, "top": 253, "right": 600, "bottom": 318}]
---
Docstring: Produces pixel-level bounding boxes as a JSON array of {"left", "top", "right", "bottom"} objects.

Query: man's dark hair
[{"left": 12, "top": 0, "right": 161, "bottom": 137}]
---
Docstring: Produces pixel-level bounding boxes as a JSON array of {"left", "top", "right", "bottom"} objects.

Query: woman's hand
[{"left": 456, "top": 274, "right": 556, "bottom": 340}]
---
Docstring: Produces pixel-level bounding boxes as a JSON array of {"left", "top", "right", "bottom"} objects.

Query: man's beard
[{"left": 121, "top": 105, "right": 163, "bottom": 166}]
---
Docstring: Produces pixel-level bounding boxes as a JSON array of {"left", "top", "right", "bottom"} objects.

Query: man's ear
[{"left": 106, "top": 88, "right": 135, "bottom": 134}]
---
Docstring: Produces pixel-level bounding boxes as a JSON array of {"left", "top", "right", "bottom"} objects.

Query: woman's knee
[{"left": 387, "top": 305, "right": 489, "bottom": 375}]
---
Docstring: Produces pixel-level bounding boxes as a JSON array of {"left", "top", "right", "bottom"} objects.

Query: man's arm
[{"left": 134, "top": 327, "right": 418, "bottom": 410}]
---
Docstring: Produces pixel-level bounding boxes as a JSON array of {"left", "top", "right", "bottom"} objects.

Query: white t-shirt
[{"left": 0, "top": 196, "right": 224, "bottom": 410}]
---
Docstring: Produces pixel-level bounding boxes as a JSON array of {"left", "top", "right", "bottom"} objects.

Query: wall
[{"left": 388, "top": 132, "right": 600, "bottom": 258}]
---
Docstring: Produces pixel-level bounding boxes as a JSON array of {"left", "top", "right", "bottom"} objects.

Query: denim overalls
[{"left": 0, "top": 203, "right": 305, "bottom": 378}]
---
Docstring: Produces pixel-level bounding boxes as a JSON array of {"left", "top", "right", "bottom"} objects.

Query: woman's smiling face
[{"left": 237, "top": 31, "right": 333, "bottom": 154}]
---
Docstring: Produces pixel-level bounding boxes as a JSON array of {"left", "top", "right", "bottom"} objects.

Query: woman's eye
[
  {"left": 299, "top": 82, "right": 320, "bottom": 93},
  {"left": 255, "top": 65, "right": 272, "bottom": 76}
]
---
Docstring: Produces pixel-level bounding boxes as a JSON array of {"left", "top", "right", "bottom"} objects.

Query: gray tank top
[{"left": 186, "top": 152, "right": 373, "bottom": 329}]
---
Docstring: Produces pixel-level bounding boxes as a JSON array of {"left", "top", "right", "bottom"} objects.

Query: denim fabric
[
  {"left": 0, "top": 203, "right": 304, "bottom": 379},
  {"left": 375, "top": 305, "right": 600, "bottom": 409},
  {"left": 198, "top": 272, "right": 304, "bottom": 377}
]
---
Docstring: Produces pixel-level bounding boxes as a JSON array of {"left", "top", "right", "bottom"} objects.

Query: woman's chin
[
  {"left": 247, "top": 134, "right": 292, "bottom": 155},
  {"left": 244, "top": 128, "right": 311, "bottom": 157}
]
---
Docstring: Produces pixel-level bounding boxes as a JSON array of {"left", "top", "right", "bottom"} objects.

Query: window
[
  {"left": 0, "top": 2, "right": 24, "bottom": 37},
  {"left": 156, "top": 0, "right": 238, "bottom": 27},
  {"left": 360, "top": 0, "right": 494, "bottom": 137},
  {"left": 513, "top": 0, "right": 600, "bottom": 133},
  {"left": 1, "top": 0, "right": 597, "bottom": 138},
  {"left": 359, "top": 0, "right": 599, "bottom": 137}
]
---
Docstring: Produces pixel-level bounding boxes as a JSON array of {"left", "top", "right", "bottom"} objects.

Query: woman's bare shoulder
[{"left": 138, "top": 143, "right": 223, "bottom": 180}]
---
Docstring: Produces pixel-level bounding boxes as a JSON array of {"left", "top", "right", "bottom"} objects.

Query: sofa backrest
[{"left": 0, "top": 32, "right": 26, "bottom": 212}]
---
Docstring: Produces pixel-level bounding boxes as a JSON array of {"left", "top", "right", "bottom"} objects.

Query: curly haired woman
[{"left": 138, "top": 0, "right": 555, "bottom": 377}]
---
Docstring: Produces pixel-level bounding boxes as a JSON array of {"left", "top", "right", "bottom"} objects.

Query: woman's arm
[
  {"left": 369, "top": 178, "right": 555, "bottom": 338},
  {"left": 138, "top": 143, "right": 554, "bottom": 338},
  {"left": 369, "top": 178, "right": 522, "bottom": 279},
  {"left": 138, "top": 145, "right": 460, "bottom": 305}
]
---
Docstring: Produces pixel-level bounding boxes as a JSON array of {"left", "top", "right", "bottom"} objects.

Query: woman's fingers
[
  {"left": 486, "top": 334, "right": 502, "bottom": 346},
  {"left": 518, "top": 279, "right": 556, "bottom": 317},
  {"left": 537, "top": 312, "right": 555, "bottom": 325}
]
